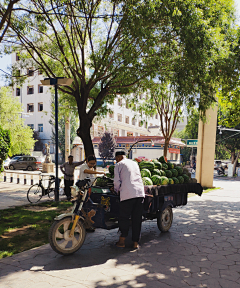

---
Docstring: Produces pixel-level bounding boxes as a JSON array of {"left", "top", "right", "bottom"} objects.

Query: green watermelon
[
  {"left": 153, "top": 161, "right": 162, "bottom": 170},
  {"left": 160, "top": 170, "right": 166, "bottom": 176},
  {"left": 152, "top": 169, "right": 161, "bottom": 176},
  {"left": 167, "top": 162, "right": 174, "bottom": 169},
  {"left": 160, "top": 176, "right": 169, "bottom": 185},
  {"left": 182, "top": 174, "right": 190, "bottom": 183},
  {"left": 172, "top": 177, "right": 179, "bottom": 184},
  {"left": 151, "top": 175, "right": 162, "bottom": 185},
  {"left": 139, "top": 161, "right": 155, "bottom": 172},
  {"left": 177, "top": 176, "right": 184, "bottom": 184},
  {"left": 158, "top": 156, "right": 167, "bottom": 164},
  {"left": 96, "top": 177, "right": 109, "bottom": 187},
  {"left": 106, "top": 173, "right": 113, "bottom": 178},
  {"left": 183, "top": 168, "right": 189, "bottom": 175},
  {"left": 152, "top": 159, "right": 159, "bottom": 163},
  {"left": 175, "top": 166, "right": 183, "bottom": 175},
  {"left": 142, "top": 177, "right": 153, "bottom": 186},
  {"left": 168, "top": 178, "right": 174, "bottom": 184},
  {"left": 171, "top": 169, "right": 178, "bottom": 177},
  {"left": 165, "top": 170, "right": 172, "bottom": 178},
  {"left": 162, "top": 163, "right": 168, "bottom": 170},
  {"left": 141, "top": 168, "right": 151, "bottom": 178},
  {"left": 109, "top": 165, "right": 115, "bottom": 175}
]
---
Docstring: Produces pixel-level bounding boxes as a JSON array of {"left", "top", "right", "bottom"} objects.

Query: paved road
[{"left": 0, "top": 178, "right": 240, "bottom": 288}]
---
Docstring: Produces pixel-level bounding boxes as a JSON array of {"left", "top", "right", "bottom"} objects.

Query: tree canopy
[
  {"left": 0, "top": 125, "right": 11, "bottom": 172},
  {"left": 0, "top": 86, "right": 35, "bottom": 155},
  {"left": 4, "top": 0, "right": 238, "bottom": 156}
]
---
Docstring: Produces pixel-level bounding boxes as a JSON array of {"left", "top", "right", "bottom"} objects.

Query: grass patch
[
  {"left": 188, "top": 187, "right": 221, "bottom": 198},
  {"left": 0, "top": 201, "right": 72, "bottom": 259}
]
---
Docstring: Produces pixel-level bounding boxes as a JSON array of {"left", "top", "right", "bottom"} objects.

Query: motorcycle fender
[{"left": 54, "top": 213, "right": 84, "bottom": 222}]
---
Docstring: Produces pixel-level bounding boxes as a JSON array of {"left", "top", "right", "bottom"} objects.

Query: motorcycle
[{"left": 217, "top": 164, "right": 227, "bottom": 175}]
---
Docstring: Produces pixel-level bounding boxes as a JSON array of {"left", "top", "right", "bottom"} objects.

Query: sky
[{"left": 1, "top": 0, "right": 240, "bottom": 86}]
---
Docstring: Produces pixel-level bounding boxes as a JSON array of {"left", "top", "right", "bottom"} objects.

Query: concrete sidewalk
[{"left": 0, "top": 179, "right": 240, "bottom": 288}]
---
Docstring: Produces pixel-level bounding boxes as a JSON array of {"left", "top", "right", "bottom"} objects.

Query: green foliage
[
  {"left": 98, "top": 132, "right": 116, "bottom": 164},
  {"left": 6, "top": 0, "right": 237, "bottom": 157},
  {"left": 0, "top": 126, "right": 11, "bottom": 172},
  {"left": 0, "top": 87, "right": 35, "bottom": 156}
]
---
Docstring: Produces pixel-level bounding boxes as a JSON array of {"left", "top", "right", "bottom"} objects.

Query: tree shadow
[{"left": 0, "top": 196, "right": 240, "bottom": 287}]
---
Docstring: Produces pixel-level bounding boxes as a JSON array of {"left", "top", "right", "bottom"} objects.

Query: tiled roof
[{"left": 92, "top": 136, "right": 185, "bottom": 147}]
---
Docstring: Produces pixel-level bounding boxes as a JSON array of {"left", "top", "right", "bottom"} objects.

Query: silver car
[{"left": 9, "top": 156, "right": 41, "bottom": 171}]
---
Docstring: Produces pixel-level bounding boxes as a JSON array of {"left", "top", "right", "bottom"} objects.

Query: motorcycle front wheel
[{"left": 49, "top": 216, "right": 86, "bottom": 255}]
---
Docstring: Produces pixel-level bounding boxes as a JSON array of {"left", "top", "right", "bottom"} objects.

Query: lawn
[{"left": 0, "top": 201, "right": 72, "bottom": 259}]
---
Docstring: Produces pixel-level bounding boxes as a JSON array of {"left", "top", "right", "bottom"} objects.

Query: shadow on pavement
[{"left": 1, "top": 192, "right": 240, "bottom": 287}]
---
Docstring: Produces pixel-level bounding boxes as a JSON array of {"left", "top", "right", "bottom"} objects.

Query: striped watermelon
[
  {"left": 172, "top": 177, "right": 179, "bottom": 184},
  {"left": 158, "top": 156, "right": 167, "bottom": 164},
  {"left": 160, "top": 170, "right": 166, "bottom": 176},
  {"left": 168, "top": 178, "right": 174, "bottom": 184},
  {"left": 160, "top": 176, "right": 169, "bottom": 185},
  {"left": 141, "top": 168, "right": 151, "bottom": 178},
  {"left": 139, "top": 161, "right": 155, "bottom": 172},
  {"left": 153, "top": 161, "right": 162, "bottom": 170},
  {"left": 151, "top": 175, "right": 162, "bottom": 185},
  {"left": 142, "top": 177, "right": 153, "bottom": 186},
  {"left": 152, "top": 169, "right": 161, "bottom": 176}
]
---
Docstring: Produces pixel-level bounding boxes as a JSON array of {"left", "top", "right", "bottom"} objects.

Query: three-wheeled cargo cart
[{"left": 49, "top": 177, "right": 203, "bottom": 255}]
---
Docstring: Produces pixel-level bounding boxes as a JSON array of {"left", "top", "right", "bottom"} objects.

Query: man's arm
[
  {"left": 73, "top": 160, "right": 85, "bottom": 167},
  {"left": 114, "top": 164, "right": 121, "bottom": 192},
  {"left": 60, "top": 163, "right": 65, "bottom": 174}
]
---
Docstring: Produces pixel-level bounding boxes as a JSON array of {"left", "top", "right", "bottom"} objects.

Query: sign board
[
  {"left": 169, "top": 148, "right": 180, "bottom": 154},
  {"left": 186, "top": 139, "right": 198, "bottom": 147}
]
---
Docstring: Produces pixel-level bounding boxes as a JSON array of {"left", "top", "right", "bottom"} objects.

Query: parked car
[
  {"left": 3, "top": 158, "right": 11, "bottom": 169},
  {"left": 9, "top": 156, "right": 42, "bottom": 171}
]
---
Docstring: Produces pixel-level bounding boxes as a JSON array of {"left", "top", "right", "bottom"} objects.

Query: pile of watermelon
[
  {"left": 139, "top": 156, "right": 196, "bottom": 186},
  {"left": 107, "top": 157, "right": 197, "bottom": 186}
]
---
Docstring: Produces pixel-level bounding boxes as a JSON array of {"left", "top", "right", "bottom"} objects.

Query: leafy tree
[
  {"left": 7, "top": 0, "right": 237, "bottom": 157},
  {"left": 98, "top": 132, "right": 116, "bottom": 167},
  {"left": 0, "top": 126, "right": 11, "bottom": 172},
  {"left": 0, "top": 86, "right": 35, "bottom": 155},
  {"left": 0, "top": 0, "right": 20, "bottom": 44}
]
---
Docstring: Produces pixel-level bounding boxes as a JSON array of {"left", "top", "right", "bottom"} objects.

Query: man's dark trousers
[
  {"left": 119, "top": 197, "right": 144, "bottom": 242},
  {"left": 64, "top": 179, "right": 74, "bottom": 200}
]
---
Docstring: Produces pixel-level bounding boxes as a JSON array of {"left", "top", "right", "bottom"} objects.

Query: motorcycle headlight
[{"left": 70, "top": 186, "right": 79, "bottom": 197}]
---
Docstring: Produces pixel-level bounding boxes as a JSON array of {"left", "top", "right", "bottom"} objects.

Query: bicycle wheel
[
  {"left": 27, "top": 184, "right": 43, "bottom": 203},
  {"left": 47, "top": 187, "right": 55, "bottom": 199}
]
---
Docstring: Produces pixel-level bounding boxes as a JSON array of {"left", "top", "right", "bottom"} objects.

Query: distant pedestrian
[
  {"left": 60, "top": 155, "right": 85, "bottom": 201},
  {"left": 114, "top": 151, "right": 145, "bottom": 249}
]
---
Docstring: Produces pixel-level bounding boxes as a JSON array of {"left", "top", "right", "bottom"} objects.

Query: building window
[
  {"left": 132, "top": 118, "right": 136, "bottom": 125},
  {"left": 175, "top": 154, "right": 178, "bottom": 161},
  {"left": 170, "top": 153, "right": 173, "bottom": 160},
  {"left": 27, "top": 103, "right": 34, "bottom": 112},
  {"left": 109, "top": 112, "right": 114, "bottom": 119},
  {"left": 125, "top": 116, "right": 129, "bottom": 124},
  {"left": 118, "top": 98, "right": 122, "bottom": 106},
  {"left": 97, "top": 126, "right": 104, "bottom": 136},
  {"left": 38, "top": 124, "right": 43, "bottom": 132},
  {"left": 38, "top": 85, "right": 43, "bottom": 93},
  {"left": 27, "top": 86, "right": 34, "bottom": 95},
  {"left": 118, "top": 113, "right": 122, "bottom": 122},
  {"left": 16, "top": 53, "right": 20, "bottom": 61},
  {"left": 155, "top": 114, "right": 158, "bottom": 119},
  {"left": 27, "top": 68, "right": 34, "bottom": 77},
  {"left": 16, "top": 88, "right": 20, "bottom": 96},
  {"left": 127, "top": 132, "right": 133, "bottom": 137},
  {"left": 38, "top": 103, "right": 43, "bottom": 111},
  {"left": 27, "top": 124, "right": 34, "bottom": 129},
  {"left": 113, "top": 129, "right": 119, "bottom": 137}
]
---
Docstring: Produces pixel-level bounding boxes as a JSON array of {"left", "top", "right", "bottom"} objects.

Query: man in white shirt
[
  {"left": 114, "top": 151, "right": 145, "bottom": 249},
  {"left": 60, "top": 155, "right": 85, "bottom": 200}
]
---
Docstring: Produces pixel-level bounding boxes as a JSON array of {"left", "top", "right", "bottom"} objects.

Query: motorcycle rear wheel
[{"left": 49, "top": 216, "right": 86, "bottom": 255}]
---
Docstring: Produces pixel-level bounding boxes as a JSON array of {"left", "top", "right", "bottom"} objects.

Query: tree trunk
[
  {"left": 77, "top": 116, "right": 94, "bottom": 157},
  {"left": 231, "top": 151, "right": 235, "bottom": 164},
  {"left": 232, "top": 151, "right": 240, "bottom": 175},
  {"left": 163, "top": 138, "right": 170, "bottom": 158}
]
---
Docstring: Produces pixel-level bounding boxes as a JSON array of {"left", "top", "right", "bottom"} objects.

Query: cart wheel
[
  {"left": 157, "top": 206, "right": 173, "bottom": 232},
  {"left": 49, "top": 216, "right": 86, "bottom": 255}
]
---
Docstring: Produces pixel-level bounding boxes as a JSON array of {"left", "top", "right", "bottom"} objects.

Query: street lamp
[
  {"left": 127, "top": 139, "right": 154, "bottom": 158},
  {"left": 40, "top": 77, "right": 74, "bottom": 201}
]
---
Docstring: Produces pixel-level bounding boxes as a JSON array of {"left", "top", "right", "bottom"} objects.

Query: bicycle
[{"left": 27, "top": 175, "right": 61, "bottom": 203}]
